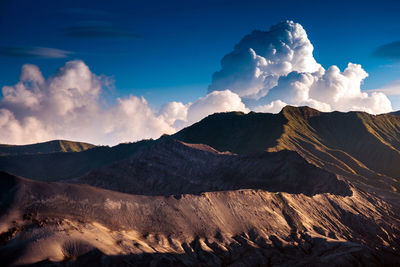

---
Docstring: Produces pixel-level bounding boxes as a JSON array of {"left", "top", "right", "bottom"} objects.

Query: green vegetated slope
[
  {"left": 0, "top": 140, "right": 95, "bottom": 155},
  {"left": 173, "top": 106, "right": 400, "bottom": 196}
]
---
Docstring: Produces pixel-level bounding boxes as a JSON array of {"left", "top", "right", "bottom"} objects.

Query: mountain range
[{"left": 0, "top": 106, "right": 400, "bottom": 266}]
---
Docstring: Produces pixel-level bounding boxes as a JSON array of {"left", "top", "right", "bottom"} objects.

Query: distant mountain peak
[
  {"left": 0, "top": 139, "right": 95, "bottom": 155},
  {"left": 280, "top": 105, "right": 321, "bottom": 118}
]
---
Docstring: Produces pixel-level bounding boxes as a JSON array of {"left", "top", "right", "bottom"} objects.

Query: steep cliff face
[{"left": 0, "top": 172, "right": 399, "bottom": 266}]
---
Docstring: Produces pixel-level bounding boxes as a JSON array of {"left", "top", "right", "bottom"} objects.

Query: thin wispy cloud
[
  {"left": 62, "top": 21, "right": 139, "bottom": 39},
  {"left": 373, "top": 41, "right": 400, "bottom": 60},
  {"left": 61, "top": 7, "right": 113, "bottom": 18},
  {"left": 58, "top": 7, "right": 139, "bottom": 39},
  {"left": 0, "top": 46, "right": 73, "bottom": 59},
  {"left": 367, "top": 80, "right": 400, "bottom": 96}
]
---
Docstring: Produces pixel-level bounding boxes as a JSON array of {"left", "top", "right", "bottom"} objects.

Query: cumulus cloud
[
  {"left": 208, "top": 21, "right": 321, "bottom": 99},
  {"left": 0, "top": 61, "right": 172, "bottom": 145},
  {"left": 256, "top": 63, "right": 391, "bottom": 114},
  {"left": 0, "top": 21, "right": 395, "bottom": 145},
  {"left": 158, "top": 90, "right": 249, "bottom": 129},
  {"left": 210, "top": 20, "right": 392, "bottom": 114},
  {"left": 158, "top": 101, "right": 188, "bottom": 127},
  {"left": 253, "top": 100, "right": 287, "bottom": 113},
  {"left": 186, "top": 90, "right": 249, "bottom": 124},
  {"left": 0, "top": 61, "right": 247, "bottom": 145}
]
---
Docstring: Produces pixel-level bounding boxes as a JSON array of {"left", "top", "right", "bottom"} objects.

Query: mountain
[
  {"left": 3, "top": 106, "right": 400, "bottom": 195},
  {"left": 0, "top": 140, "right": 95, "bottom": 155},
  {"left": 2, "top": 106, "right": 400, "bottom": 265},
  {"left": 69, "top": 139, "right": 351, "bottom": 197},
  {"left": 390, "top": 110, "right": 400, "bottom": 116},
  {"left": 0, "top": 140, "right": 153, "bottom": 181},
  {"left": 172, "top": 106, "right": 400, "bottom": 200},
  {"left": 1, "top": 169, "right": 399, "bottom": 266}
]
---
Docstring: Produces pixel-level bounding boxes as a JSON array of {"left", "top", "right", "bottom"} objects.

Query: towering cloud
[
  {"left": 0, "top": 21, "right": 394, "bottom": 145},
  {"left": 208, "top": 21, "right": 321, "bottom": 99},
  {"left": 209, "top": 21, "right": 392, "bottom": 114}
]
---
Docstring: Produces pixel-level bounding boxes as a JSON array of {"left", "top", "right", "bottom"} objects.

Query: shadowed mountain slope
[
  {"left": 171, "top": 111, "right": 287, "bottom": 154},
  {"left": 2, "top": 107, "right": 400, "bottom": 265},
  {"left": 0, "top": 140, "right": 95, "bottom": 155},
  {"left": 69, "top": 139, "right": 351, "bottom": 197},
  {"left": 0, "top": 140, "right": 153, "bottom": 181},
  {"left": 172, "top": 106, "right": 400, "bottom": 199},
  {"left": 0, "top": 172, "right": 399, "bottom": 266},
  {"left": 3, "top": 105, "right": 400, "bottom": 196}
]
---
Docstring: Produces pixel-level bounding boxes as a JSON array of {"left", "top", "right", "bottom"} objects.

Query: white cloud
[
  {"left": 208, "top": 21, "right": 321, "bottom": 99},
  {"left": 253, "top": 100, "right": 287, "bottom": 113},
  {"left": 210, "top": 20, "right": 392, "bottom": 114},
  {"left": 158, "top": 90, "right": 249, "bottom": 129},
  {"left": 257, "top": 63, "right": 392, "bottom": 114},
  {"left": 186, "top": 90, "right": 249, "bottom": 124},
  {"left": 0, "top": 61, "right": 248, "bottom": 145},
  {"left": 158, "top": 101, "right": 188, "bottom": 127},
  {"left": 0, "top": 61, "right": 176, "bottom": 145},
  {"left": 0, "top": 21, "right": 395, "bottom": 145},
  {"left": 0, "top": 109, "right": 50, "bottom": 145},
  {"left": 101, "top": 96, "right": 176, "bottom": 144}
]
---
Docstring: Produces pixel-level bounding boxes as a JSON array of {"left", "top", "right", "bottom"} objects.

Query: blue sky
[{"left": 1, "top": 0, "right": 400, "bottom": 109}]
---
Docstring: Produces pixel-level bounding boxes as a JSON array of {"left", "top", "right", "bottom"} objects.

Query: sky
[{"left": 1, "top": 0, "right": 400, "bottom": 145}]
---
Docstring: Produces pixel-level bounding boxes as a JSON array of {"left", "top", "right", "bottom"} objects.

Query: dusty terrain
[
  {"left": 1, "top": 171, "right": 400, "bottom": 266},
  {"left": 1, "top": 106, "right": 400, "bottom": 266}
]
